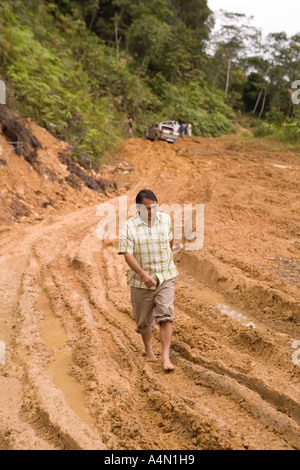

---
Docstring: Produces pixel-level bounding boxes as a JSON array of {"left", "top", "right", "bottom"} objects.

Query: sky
[{"left": 208, "top": 0, "right": 300, "bottom": 37}]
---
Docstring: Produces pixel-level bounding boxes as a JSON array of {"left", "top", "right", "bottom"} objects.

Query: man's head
[{"left": 136, "top": 190, "right": 158, "bottom": 222}]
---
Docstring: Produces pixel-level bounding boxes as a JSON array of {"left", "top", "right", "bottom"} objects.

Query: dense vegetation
[{"left": 0, "top": 0, "right": 299, "bottom": 166}]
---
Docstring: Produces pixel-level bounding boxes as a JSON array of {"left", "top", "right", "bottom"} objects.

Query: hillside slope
[
  {"left": 0, "top": 133, "right": 299, "bottom": 450},
  {"left": 0, "top": 0, "right": 234, "bottom": 166},
  {"left": 0, "top": 110, "right": 120, "bottom": 226}
]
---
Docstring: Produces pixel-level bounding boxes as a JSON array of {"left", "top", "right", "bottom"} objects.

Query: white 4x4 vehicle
[{"left": 145, "top": 121, "right": 180, "bottom": 143}]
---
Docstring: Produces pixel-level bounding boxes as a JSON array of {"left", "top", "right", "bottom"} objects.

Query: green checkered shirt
[{"left": 118, "top": 212, "right": 178, "bottom": 290}]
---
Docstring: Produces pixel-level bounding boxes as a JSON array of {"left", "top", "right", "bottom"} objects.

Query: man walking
[{"left": 118, "top": 190, "right": 178, "bottom": 371}]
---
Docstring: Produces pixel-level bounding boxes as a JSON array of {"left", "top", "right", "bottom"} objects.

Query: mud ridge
[
  {"left": 10, "top": 252, "right": 106, "bottom": 450},
  {"left": 177, "top": 251, "right": 300, "bottom": 324},
  {"left": 172, "top": 339, "right": 300, "bottom": 426}
]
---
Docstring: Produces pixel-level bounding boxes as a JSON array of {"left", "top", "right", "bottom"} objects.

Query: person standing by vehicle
[
  {"left": 118, "top": 190, "right": 178, "bottom": 371},
  {"left": 174, "top": 121, "right": 180, "bottom": 135},
  {"left": 180, "top": 122, "right": 186, "bottom": 138},
  {"left": 187, "top": 123, "right": 192, "bottom": 137},
  {"left": 128, "top": 118, "right": 133, "bottom": 137}
]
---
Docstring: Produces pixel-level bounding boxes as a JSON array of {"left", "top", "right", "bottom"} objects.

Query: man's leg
[
  {"left": 153, "top": 278, "right": 176, "bottom": 371},
  {"left": 141, "top": 331, "right": 157, "bottom": 362},
  {"left": 131, "top": 286, "right": 157, "bottom": 361},
  {"left": 160, "top": 321, "right": 174, "bottom": 371}
]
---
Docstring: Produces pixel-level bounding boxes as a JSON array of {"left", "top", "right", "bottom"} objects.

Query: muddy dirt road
[{"left": 0, "top": 135, "right": 299, "bottom": 450}]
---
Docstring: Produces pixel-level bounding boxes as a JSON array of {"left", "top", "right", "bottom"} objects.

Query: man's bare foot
[
  {"left": 162, "top": 358, "right": 175, "bottom": 372},
  {"left": 145, "top": 348, "right": 158, "bottom": 362}
]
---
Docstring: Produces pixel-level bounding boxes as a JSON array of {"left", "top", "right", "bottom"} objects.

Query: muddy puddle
[{"left": 37, "top": 289, "right": 96, "bottom": 429}]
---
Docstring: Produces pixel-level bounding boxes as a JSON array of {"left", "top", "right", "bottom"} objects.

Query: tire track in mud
[
  {"left": 11, "top": 254, "right": 105, "bottom": 450},
  {"left": 0, "top": 212, "right": 107, "bottom": 449},
  {"left": 172, "top": 260, "right": 300, "bottom": 426},
  {"left": 1, "top": 200, "right": 299, "bottom": 450},
  {"left": 36, "top": 212, "right": 297, "bottom": 449},
  {"left": 1, "top": 137, "right": 299, "bottom": 450},
  {"left": 70, "top": 238, "right": 241, "bottom": 450},
  {"left": 57, "top": 227, "right": 230, "bottom": 450},
  {"left": 1, "top": 215, "right": 299, "bottom": 450},
  {"left": 95, "top": 238, "right": 299, "bottom": 449},
  {"left": 22, "top": 217, "right": 275, "bottom": 449}
]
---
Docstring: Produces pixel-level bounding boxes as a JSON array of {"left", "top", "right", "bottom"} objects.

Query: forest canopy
[{"left": 0, "top": 0, "right": 299, "bottom": 164}]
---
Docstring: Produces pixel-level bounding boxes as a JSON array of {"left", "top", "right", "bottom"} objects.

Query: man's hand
[
  {"left": 124, "top": 254, "right": 157, "bottom": 288},
  {"left": 141, "top": 273, "right": 157, "bottom": 289}
]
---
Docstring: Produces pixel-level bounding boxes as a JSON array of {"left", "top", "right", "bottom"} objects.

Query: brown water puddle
[{"left": 37, "top": 289, "right": 96, "bottom": 429}]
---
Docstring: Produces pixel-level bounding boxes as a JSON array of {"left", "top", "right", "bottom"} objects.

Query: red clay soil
[{"left": 0, "top": 126, "right": 299, "bottom": 450}]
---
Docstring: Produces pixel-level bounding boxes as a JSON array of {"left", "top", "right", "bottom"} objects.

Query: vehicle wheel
[{"left": 154, "top": 134, "right": 159, "bottom": 142}]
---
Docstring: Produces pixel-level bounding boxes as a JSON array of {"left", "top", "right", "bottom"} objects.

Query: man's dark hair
[{"left": 136, "top": 189, "right": 158, "bottom": 205}]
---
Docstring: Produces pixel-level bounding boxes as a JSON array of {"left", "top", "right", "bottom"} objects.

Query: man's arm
[
  {"left": 168, "top": 214, "right": 174, "bottom": 250},
  {"left": 124, "top": 254, "right": 156, "bottom": 288}
]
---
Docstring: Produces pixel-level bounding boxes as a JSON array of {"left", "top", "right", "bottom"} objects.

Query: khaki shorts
[{"left": 130, "top": 277, "right": 177, "bottom": 334}]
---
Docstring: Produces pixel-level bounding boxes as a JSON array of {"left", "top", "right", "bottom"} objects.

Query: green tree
[
  {"left": 208, "top": 10, "right": 261, "bottom": 95},
  {"left": 170, "top": 0, "right": 213, "bottom": 42},
  {"left": 243, "top": 55, "right": 271, "bottom": 117},
  {"left": 127, "top": 15, "right": 172, "bottom": 75}
]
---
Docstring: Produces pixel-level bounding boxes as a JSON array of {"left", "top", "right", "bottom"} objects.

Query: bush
[
  {"left": 252, "top": 123, "right": 275, "bottom": 138},
  {"left": 265, "top": 108, "right": 286, "bottom": 126},
  {"left": 252, "top": 119, "right": 300, "bottom": 143},
  {"left": 277, "top": 121, "right": 300, "bottom": 143},
  {"left": 162, "top": 80, "right": 234, "bottom": 137}
]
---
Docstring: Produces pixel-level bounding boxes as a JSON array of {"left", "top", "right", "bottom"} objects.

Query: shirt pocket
[{"left": 158, "top": 229, "right": 170, "bottom": 249}]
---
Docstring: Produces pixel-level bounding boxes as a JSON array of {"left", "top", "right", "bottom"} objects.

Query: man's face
[{"left": 137, "top": 198, "right": 158, "bottom": 222}]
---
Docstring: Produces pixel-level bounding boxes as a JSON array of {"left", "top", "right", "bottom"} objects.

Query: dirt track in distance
[{"left": 0, "top": 134, "right": 299, "bottom": 450}]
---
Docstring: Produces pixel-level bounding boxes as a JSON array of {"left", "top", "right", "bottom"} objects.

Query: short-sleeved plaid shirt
[{"left": 118, "top": 211, "right": 178, "bottom": 290}]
